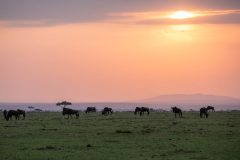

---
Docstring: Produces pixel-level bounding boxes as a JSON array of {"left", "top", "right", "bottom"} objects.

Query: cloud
[
  {"left": 0, "top": 0, "right": 240, "bottom": 27},
  {"left": 110, "top": 10, "right": 240, "bottom": 25}
]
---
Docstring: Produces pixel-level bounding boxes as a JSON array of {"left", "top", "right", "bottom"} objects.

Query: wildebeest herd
[{"left": 2, "top": 105, "right": 215, "bottom": 121}]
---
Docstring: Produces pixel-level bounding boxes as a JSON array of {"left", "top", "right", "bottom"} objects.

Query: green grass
[{"left": 0, "top": 111, "right": 240, "bottom": 160}]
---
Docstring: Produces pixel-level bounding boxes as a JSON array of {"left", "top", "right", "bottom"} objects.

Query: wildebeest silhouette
[
  {"left": 3, "top": 109, "right": 26, "bottom": 121},
  {"left": 171, "top": 107, "right": 182, "bottom": 118},
  {"left": 200, "top": 107, "right": 208, "bottom": 118},
  {"left": 7, "top": 110, "right": 20, "bottom": 120},
  {"left": 134, "top": 107, "right": 150, "bottom": 116},
  {"left": 62, "top": 107, "right": 79, "bottom": 119},
  {"left": 134, "top": 107, "right": 141, "bottom": 115},
  {"left": 140, "top": 107, "right": 150, "bottom": 116},
  {"left": 206, "top": 106, "right": 215, "bottom": 112},
  {"left": 85, "top": 107, "right": 96, "bottom": 114},
  {"left": 16, "top": 109, "right": 26, "bottom": 119},
  {"left": 102, "top": 107, "right": 113, "bottom": 115},
  {"left": 3, "top": 110, "right": 9, "bottom": 120}
]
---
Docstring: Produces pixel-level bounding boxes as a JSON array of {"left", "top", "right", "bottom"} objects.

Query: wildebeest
[
  {"left": 102, "top": 107, "right": 113, "bottom": 115},
  {"left": 140, "top": 107, "right": 150, "bottom": 116},
  {"left": 207, "top": 106, "right": 215, "bottom": 112},
  {"left": 134, "top": 107, "right": 150, "bottom": 116},
  {"left": 3, "top": 109, "right": 26, "bottom": 121},
  {"left": 134, "top": 107, "right": 141, "bottom": 115},
  {"left": 200, "top": 107, "right": 208, "bottom": 118},
  {"left": 85, "top": 107, "right": 96, "bottom": 114},
  {"left": 3, "top": 110, "right": 9, "bottom": 120},
  {"left": 16, "top": 109, "right": 26, "bottom": 119},
  {"left": 171, "top": 107, "right": 182, "bottom": 118},
  {"left": 62, "top": 107, "right": 79, "bottom": 119}
]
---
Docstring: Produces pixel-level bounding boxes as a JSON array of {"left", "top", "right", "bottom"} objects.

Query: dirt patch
[
  {"left": 115, "top": 130, "right": 132, "bottom": 134},
  {"left": 4, "top": 125, "right": 17, "bottom": 128},
  {"left": 40, "top": 128, "right": 58, "bottom": 131},
  {"left": 171, "top": 149, "right": 198, "bottom": 154},
  {"left": 36, "top": 145, "right": 59, "bottom": 150},
  {"left": 104, "top": 140, "right": 120, "bottom": 143},
  {"left": 141, "top": 128, "right": 154, "bottom": 133}
]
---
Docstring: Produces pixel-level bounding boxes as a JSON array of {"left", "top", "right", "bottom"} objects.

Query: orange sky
[
  {"left": 1, "top": 22, "right": 239, "bottom": 102},
  {"left": 0, "top": 1, "right": 240, "bottom": 102}
]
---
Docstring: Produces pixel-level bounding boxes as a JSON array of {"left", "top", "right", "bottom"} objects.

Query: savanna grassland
[{"left": 0, "top": 111, "right": 240, "bottom": 160}]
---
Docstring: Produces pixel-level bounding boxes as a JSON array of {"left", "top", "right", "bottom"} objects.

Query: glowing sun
[{"left": 170, "top": 10, "right": 194, "bottom": 19}]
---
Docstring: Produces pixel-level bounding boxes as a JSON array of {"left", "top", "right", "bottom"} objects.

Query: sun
[{"left": 170, "top": 10, "right": 194, "bottom": 19}]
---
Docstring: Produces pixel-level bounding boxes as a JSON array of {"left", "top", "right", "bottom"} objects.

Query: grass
[{"left": 0, "top": 111, "right": 240, "bottom": 160}]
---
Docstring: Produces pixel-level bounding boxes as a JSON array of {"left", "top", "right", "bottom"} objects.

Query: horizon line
[{"left": 1, "top": 93, "right": 240, "bottom": 104}]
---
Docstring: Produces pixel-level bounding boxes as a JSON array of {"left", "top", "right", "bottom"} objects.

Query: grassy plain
[{"left": 0, "top": 111, "right": 239, "bottom": 160}]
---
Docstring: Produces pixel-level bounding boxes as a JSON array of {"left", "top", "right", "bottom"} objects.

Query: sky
[{"left": 0, "top": 0, "right": 240, "bottom": 102}]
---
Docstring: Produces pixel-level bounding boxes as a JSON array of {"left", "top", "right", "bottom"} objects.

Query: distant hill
[{"left": 139, "top": 93, "right": 240, "bottom": 106}]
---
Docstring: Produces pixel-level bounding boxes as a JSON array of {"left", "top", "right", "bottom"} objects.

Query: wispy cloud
[
  {"left": 0, "top": 0, "right": 240, "bottom": 27},
  {"left": 0, "top": 20, "right": 51, "bottom": 27},
  {"left": 109, "top": 9, "right": 240, "bottom": 25}
]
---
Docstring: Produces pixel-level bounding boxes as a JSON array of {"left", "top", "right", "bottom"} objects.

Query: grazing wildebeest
[
  {"left": 17, "top": 109, "right": 26, "bottom": 119},
  {"left": 140, "top": 107, "right": 150, "bottom": 116},
  {"left": 207, "top": 106, "right": 215, "bottom": 112},
  {"left": 3, "top": 110, "right": 20, "bottom": 121},
  {"left": 134, "top": 107, "right": 141, "bottom": 115},
  {"left": 3, "top": 110, "right": 9, "bottom": 120},
  {"left": 171, "top": 107, "right": 182, "bottom": 118},
  {"left": 102, "top": 107, "right": 113, "bottom": 115},
  {"left": 134, "top": 107, "right": 150, "bottom": 116},
  {"left": 62, "top": 107, "right": 79, "bottom": 119},
  {"left": 200, "top": 107, "right": 208, "bottom": 118},
  {"left": 85, "top": 107, "right": 96, "bottom": 114}
]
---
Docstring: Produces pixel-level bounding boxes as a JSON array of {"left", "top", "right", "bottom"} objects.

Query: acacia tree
[{"left": 56, "top": 101, "right": 72, "bottom": 108}]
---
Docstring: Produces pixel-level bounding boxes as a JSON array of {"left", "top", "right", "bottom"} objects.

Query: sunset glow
[
  {"left": 1, "top": 1, "right": 240, "bottom": 160},
  {"left": 0, "top": 1, "right": 240, "bottom": 103},
  {"left": 169, "top": 10, "right": 194, "bottom": 19}
]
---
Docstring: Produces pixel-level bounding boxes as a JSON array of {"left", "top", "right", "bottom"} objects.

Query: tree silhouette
[{"left": 56, "top": 101, "right": 72, "bottom": 108}]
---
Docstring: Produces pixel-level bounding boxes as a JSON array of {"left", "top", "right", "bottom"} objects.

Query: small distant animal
[
  {"left": 3, "top": 110, "right": 11, "bottom": 120},
  {"left": 134, "top": 107, "right": 150, "bottom": 116},
  {"left": 171, "top": 107, "right": 182, "bottom": 118},
  {"left": 134, "top": 107, "right": 141, "bottom": 115},
  {"left": 16, "top": 109, "right": 26, "bottom": 119},
  {"left": 206, "top": 106, "right": 215, "bottom": 112},
  {"left": 3, "top": 109, "right": 26, "bottom": 121},
  {"left": 62, "top": 107, "right": 79, "bottom": 119},
  {"left": 85, "top": 107, "right": 97, "bottom": 114},
  {"left": 200, "top": 107, "right": 208, "bottom": 118},
  {"left": 4, "top": 110, "right": 21, "bottom": 120},
  {"left": 102, "top": 107, "right": 113, "bottom": 115}
]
